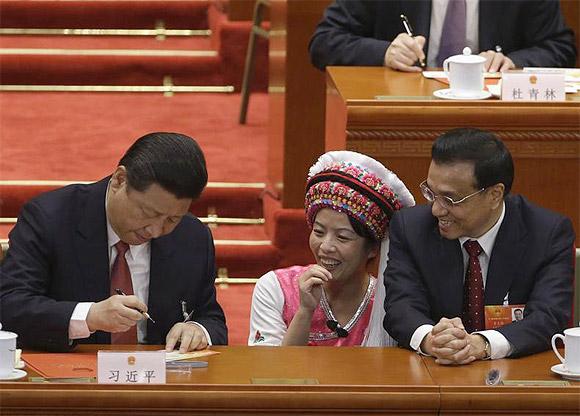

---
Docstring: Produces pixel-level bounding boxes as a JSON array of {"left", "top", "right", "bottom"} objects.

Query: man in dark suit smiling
[
  {"left": 0, "top": 132, "right": 227, "bottom": 352},
  {"left": 384, "top": 128, "right": 574, "bottom": 364}
]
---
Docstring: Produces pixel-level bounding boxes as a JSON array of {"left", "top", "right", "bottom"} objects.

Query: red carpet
[
  {"left": 0, "top": 92, "right": 268, "bottom": 181},
  {"left": 0, "top": 0, "right": 211, "bottom": 29}
]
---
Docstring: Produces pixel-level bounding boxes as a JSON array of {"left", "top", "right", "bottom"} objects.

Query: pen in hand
[
  {"left": 115, "top": 288, "right": 156, "bottom": 323},
  {"left": 400, "top": 14, "right": 426, "bottom": 68}
]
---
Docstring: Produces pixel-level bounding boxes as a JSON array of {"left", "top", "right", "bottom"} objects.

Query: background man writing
[
  {"left": 309, "top": 0, "right": 576, "bottom": 72},
  {"left": 384, "top": 128, "right": 574, "bottom": 364},
  {"left": 0, "top": 132, "right": 227, "bottom": 352}
]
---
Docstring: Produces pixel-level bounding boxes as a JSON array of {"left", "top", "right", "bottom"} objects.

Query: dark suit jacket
[
  {"left": 309, "top": 0, "right": 576, "bottom": 70},
  {"left": 0, "top": 178, "right": 227, "bottom": 351},
  {"left": 384, "top": 194, "right": 575, "bottom": 357}
]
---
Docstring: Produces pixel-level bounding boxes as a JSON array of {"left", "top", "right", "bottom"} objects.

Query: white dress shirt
[
  {"left": 410, "top": 202, "right": 514, "bottom": 360},
  {"left": 427, "top": 0, "right": 480, "bottom": 67}
]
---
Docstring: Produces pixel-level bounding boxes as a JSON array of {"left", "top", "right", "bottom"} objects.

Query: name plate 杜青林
[
  {"left": 501, "top": 70, "right": 565, "bottom": 101},
  {"left": 97, "top": 350, "right": 166, "bottom": 384}
]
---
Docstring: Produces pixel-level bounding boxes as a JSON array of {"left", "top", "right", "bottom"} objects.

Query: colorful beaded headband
[{"left": 305, "top": 152, "right": 415, "bottom": 241}]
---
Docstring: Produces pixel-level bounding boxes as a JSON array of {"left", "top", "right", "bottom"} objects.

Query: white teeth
[{"left": 320, "top": 259, "right": 340, "bottom": 270}]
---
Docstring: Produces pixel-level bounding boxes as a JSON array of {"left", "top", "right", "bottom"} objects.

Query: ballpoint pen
[
  {"left": 400, "top": 14, "right": 426, "bottom": 68},
  {"left": 115, "top": 289, "right": 156, "bottom": 323}
]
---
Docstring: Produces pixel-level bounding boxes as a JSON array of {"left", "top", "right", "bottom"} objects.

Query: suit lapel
[
  {"left": 404, "top": 0, "right": 431, "bottom": 38},
  {"left": 74, "top": 178, "right": 110, "bottom": 302},
  {"left": 485, "top": 197, "right": 527, "bottom": 305},
  {"left": 478, "top": 0, "right": 502, "bottom": 51},
  {"left": 430, "top": 224, "right": 464, "bottom": 316}
]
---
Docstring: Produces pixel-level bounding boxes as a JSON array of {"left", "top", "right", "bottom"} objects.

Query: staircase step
[
  {"left": 0, "top": 35, "right": 214, "bottom": 50},
  {"left": 0, "top": 1, "right": 211, "bottom": 30},
  {"left": 0, "top": 52, "right": 224, "bottom": 86},
  {"left": 0, "top": 182, "right": 265, "bottom": 218}
]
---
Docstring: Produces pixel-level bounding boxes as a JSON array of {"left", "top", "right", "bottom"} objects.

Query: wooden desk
[
  {"left": 0, "top": 346, "right": 438, "bottom": 416},
  {"left": 325, "top": 66, "right": 580, "bottom": 233},
  {"left": 424, "top": 351, "right": 580, "bottom": 415},
  {"left": 1, "top": 346, "right": 578, "bottom": 415}
]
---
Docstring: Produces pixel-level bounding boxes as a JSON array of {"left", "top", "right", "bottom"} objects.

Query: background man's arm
[{"left": 309, "top": 0, "right": 390, "bottom": 70}]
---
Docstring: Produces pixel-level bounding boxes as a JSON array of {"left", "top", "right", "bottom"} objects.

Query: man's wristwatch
[{"left": 480, "top": 335, "right": 491, "bottom": 360}]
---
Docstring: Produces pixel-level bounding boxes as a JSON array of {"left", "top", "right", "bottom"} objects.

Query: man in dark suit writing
[
  {"left": 384, "top": 128, "right": 574, "bottom": 363},
  {"left": 309, "top": 0, "right": 576, "bottom": 72},
  {"left": 0, "top": 132, "right": 227, "bottom": 352}
]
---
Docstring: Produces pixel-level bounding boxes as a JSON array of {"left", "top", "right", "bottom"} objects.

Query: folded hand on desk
[
  {"left": 421, "top": 317, "right": 487, "bottom": 365},
  {"left": 478, "top": 50, "right": 515, "bottom": 73},
  {"left": 86, "top": 294, "right": 146, "bottom": 333},
  {"left": 166, "top": 322, "right": 208, "bottom": 353}
]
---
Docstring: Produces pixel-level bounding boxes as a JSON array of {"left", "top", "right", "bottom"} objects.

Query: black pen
[
  {"left": 400, "top": 14, "right": 426, "bottom": 68},
  {"left": 115, "top": 288, "right": 156, "bottom": 323}
]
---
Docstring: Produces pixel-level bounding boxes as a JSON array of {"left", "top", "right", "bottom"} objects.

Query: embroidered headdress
[{"left": 305, "top": 151, "right": 415, "bottom": 241}]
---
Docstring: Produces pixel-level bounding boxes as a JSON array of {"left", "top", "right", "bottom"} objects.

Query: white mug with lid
[
  {"left": 443, "top": 47, "right": 486, "bottom": 97},
  {"left": 551, "top": 327, "right": 580, "bottom": 374},
  {"left": 0, "top": 324, "right": 18, "bottom": 378}
]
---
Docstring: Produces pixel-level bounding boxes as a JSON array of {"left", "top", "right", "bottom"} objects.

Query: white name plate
[
  {"left": 97, "top": 350, "right": 166, "bottom": 384},
  {"left": 501, "top": 70, "right": 565, "bottom": 101}
]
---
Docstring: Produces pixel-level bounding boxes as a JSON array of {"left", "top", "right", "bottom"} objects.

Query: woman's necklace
[{"left": 309, "top": 276, "right": 375, "bottom": 341}]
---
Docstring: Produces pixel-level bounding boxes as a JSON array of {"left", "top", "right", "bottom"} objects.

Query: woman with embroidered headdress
[{"left": 248, "top": 151, "right": 414, "bottom": 346}]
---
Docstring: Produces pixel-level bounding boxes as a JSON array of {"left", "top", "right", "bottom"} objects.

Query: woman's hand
[{"left": 297, "top": 265, "right": 333, "bottom": 312}]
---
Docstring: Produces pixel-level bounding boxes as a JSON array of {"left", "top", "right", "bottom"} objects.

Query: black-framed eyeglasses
[
  {"left": 419, "top": 180, "right": 486, "bottom": 210},
  {"left": 326, "top": 320, "right": 349, "bottom": 337}
]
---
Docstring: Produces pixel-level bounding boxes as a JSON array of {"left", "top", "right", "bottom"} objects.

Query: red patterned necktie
[
  {"left": 462, "top": 239, "right": 485, "bottom": 333},
  {"left": 437, "top": 0, "right": 467, "bottom": 67},
  {"left": 109, "top": 241, "right": 137, "bottom": 344}
]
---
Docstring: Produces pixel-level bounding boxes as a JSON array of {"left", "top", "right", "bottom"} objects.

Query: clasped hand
[{"left": 421, "top": 317, "right": 487, "bottom": 365}]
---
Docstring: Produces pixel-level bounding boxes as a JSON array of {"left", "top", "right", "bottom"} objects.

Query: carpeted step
[
  {"left": 0, "top": 92, "right": 269, "bottom": 181},
  {"left": 0, "top": 51, "right": 224, "bottom": 86},
  {"left": 0, "top": 182, "right": 265, "bottom": 218},
  {"left": 0, "top": 34, "right": 215, "bottom": 50},
  {"left": 0, "top": 0, "right": 211, "bottom": 30},
  {"left": 0, "top": 1, "right": 268, "bottom": 90},
  {"left": 208, "top": 2, "right": 268, "bottom": 91}
]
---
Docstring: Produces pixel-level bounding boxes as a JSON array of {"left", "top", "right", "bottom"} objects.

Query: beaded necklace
[{"left": 309, "top": 276, "right": 376, "bottom": 341}]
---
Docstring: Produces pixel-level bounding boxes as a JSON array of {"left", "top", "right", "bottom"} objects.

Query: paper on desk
[
  {"left": 165, "top": 349, "right": 219, "bottom": 362},
  {"left": 22, "top": 353, "right": 97, "bottom": 378}
]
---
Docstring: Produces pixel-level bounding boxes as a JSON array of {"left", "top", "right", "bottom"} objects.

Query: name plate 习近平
[
  {"left": 501, "top": 70, "right": 565, "bottom": 102},
  {"left": 97, "top": 350, "right": 166, "bottom": 384}
]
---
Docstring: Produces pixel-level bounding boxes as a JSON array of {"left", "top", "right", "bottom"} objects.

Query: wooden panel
[
  {"left": 2, "top": 346, "right": 579, "bottom": 415},
  {"left": 0, "top": 346, "right": 439, "bottom": 416},
  {"left": 425, "top": 351, "right": 580, "bottom": 415},
  {"left": 268, "top": 0, "right": 331, "bottom": 208},
  {"left": 326, "top": 67, "right": 580, "bottom": 233}
]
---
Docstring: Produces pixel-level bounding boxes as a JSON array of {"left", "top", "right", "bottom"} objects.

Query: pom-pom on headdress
[{"left": 305, "top": 151, "right": 415, "bottom": 241}]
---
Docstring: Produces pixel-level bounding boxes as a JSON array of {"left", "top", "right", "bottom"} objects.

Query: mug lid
[
  {"left": 0, "top": 331, "right": 17, "bottom": 340},
  {"left": 446, "top": 47, "right": 486, "bottom": 64}
]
